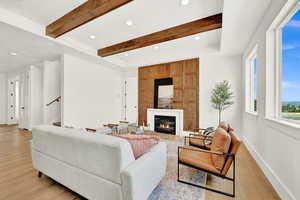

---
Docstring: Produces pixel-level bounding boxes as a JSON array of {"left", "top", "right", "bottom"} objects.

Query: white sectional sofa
[{"left": 31, "top": 125, "right": 167, "bottom": 200}]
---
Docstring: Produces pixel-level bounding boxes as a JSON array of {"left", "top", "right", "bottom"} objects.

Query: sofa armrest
[{"left": 121, "top": 142, "right": 167, "bottom": 200}]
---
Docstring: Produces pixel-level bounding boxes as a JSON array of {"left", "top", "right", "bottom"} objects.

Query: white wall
[
  {"left": 242, "top": 0, "right": 300, "bottom": 199},
  {"left": 29, "top": 65, "right": 43, "bottom": 129},
  {"left": 0, "top": 73, "right": 7, "bottom": 124},
  {"left": 43, "top": 60, "right": 61, "bottom": 124},
  {"left": 200, "top": 54, "right": 242, "bottom": 131},
  {"left": 62, "top": 54, "right": 123, "bottom": 128}
]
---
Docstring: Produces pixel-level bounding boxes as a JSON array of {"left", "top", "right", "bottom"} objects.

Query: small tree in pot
[{"left": 211, "top": 80, "right": 234, "bottom": 124}]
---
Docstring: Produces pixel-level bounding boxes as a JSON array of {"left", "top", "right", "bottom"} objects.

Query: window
[
  {"left": 278, "top": 8, "right": 300, "bottom": 123},
  {"left": 252, "top": 57, "right": 257, "bottom": 112},
  {"left": 246, "top": 46, "right": 258, "bottom": 114}
]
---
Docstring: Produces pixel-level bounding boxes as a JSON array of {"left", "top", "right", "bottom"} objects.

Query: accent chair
[{"left": 178, "top": 127, "right": 241, "bottom": 197}]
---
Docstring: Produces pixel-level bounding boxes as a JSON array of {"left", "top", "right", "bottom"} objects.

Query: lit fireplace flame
[{"left": 160, "top": 123, "right": 170, "bottom": 129}]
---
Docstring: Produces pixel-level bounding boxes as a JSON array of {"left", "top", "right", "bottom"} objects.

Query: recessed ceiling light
[
  {"left": 124, "top": 53, "right": 129, "bottom": 57},
  {"left": 195, "top": 36, "right": 200, "bottom": 40},
  {"left": 89, "top": 35, "right": 96, "bottom": 39},
  {"left": 154, "top": 46, "right": 159, "bottom": 50},
  {"left": 181, "top": 0, "right": 190, "bottom": 6},
  {"left": 10, "top": 52, "right": 17, "bottom": 56},
  {"left": 126, "top": 20, "right": 133, "bottom": 26}
]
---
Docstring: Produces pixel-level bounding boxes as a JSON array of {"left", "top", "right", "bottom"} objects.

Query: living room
[{"left": 0, "top": 0, "right": 299, "bottom": 200}]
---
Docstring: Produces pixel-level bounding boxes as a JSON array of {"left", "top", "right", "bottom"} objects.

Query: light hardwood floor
[{"left": 0, "top": 125, "right": 281, "bottom": 200}]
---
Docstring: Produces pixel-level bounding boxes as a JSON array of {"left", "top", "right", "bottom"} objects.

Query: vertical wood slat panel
[{"left": 138, "top": 58, "right": 199, "bottom": 131}]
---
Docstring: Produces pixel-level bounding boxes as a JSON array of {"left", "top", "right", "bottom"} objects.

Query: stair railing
[{"left": 46, "top": 96, "right": 61, "bottom": 106}]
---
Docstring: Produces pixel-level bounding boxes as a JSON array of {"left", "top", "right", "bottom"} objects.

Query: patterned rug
[{"left": 148, "top": 140, "right": 206, "bottom": 200}]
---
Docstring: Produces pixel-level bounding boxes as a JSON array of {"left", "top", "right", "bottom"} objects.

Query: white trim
[
  {"left": 273, "top": 27, "right": 282, "bottom": 119},
  {"left": 245, "top": 111, "right": 259, "bottom": 118},
  {"left": 243, "top": 137, "right": 297, "bottom": 200},
  {"left": 277, "top": 3, "right": 300, "bottom": 29},
  {"left": 265, "top": 118, "right": 300, "bottom": 140},
  {"left": 245, "top": 45, "right": 258, "bottom": 114}
]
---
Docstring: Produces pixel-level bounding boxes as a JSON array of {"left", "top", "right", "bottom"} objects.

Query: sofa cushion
[
  {"left": 114, "top": 134, "right": 160, "bottom": 159},
  {"left": 32, "top": 125, "right": 135, "bottom": 184},
  {"left": 210, "top": 128, "right": 231, "bottom": 170}
]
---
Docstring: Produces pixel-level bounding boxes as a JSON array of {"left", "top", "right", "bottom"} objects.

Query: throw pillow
[{"left": 114, "top": 134, "right": 160, "bottom": 159}]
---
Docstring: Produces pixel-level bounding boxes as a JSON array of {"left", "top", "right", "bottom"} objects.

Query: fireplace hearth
[{"left": 154, "top": 115, "right": 176, "bottom": 134}]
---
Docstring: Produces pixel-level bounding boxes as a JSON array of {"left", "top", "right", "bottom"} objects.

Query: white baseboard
[{"left": 243, "top": 137, "right": 296, "bottom": 200}]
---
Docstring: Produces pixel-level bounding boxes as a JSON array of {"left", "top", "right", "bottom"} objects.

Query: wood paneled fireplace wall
[{"left": 138, "top": 58, "right": 199, "bottom": 131}]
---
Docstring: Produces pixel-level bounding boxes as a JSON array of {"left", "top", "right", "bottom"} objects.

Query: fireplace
[{"left": 154, "top": 115, "right": 176, "bottom": 134}]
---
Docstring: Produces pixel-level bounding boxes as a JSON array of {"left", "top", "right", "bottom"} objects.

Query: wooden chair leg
[{"left": 38, "top": 171, "right": 43, "bottom": 178}]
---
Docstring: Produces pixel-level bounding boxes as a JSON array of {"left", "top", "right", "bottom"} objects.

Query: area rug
[{"left": 148, "top": 140, "right": 206, "bottom": 200}]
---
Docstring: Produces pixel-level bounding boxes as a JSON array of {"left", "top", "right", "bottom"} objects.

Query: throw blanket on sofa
[{"left": 113, "top": 134, "right": 160, "bottom": 159}]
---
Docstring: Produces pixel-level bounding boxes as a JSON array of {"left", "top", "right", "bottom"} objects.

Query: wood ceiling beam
[
  {"left": 46, "top": 0, "right": 133, "bottom": 38},
  {"left": 98, "top": 13, "right": 222, "bottom": 57}
]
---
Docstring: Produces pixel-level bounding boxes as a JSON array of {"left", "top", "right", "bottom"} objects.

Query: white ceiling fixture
[
  {"left": 10, "top": 52, "right": 17, "bottom": 56},
  {"left": 195, "top": 36, "right": 200, "bottom": 40},
  {"left": 124, "top": 52, "right": 129, "bottom": 56},
  {"left": 180, "top": 0, "right": 190, "bottom": 6},
  {"left": 154, "top": 46, "right": 159, "bottom": 50},
  {"left": 125, "top": 19, "right": 133, "bottom": 26},
  {"left": 89, "top": 35, "right": 96, "bottom": 39}
]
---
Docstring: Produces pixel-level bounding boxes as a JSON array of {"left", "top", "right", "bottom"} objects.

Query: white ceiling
[
  {"left": 0, "top": 0, "right": 272, "bottom": 69},
  {"left": 221, "top": 0, "right": 271, "bottom": 55},
  {"left": 0, "top": 22, "right": 122, "bottom": 73},
  {"left": 0, "top": 0, "right": 87, "bottom": 25},
  {"left": 65, "top": 0, "right": 223, "bottom": 48},
  {"left": 0, "top": 22, "right": 61, "bottom": 72}
]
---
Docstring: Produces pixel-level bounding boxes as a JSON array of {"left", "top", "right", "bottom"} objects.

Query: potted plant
[{"left": 210, "top": 80, "right": 234, "bottom": 124}]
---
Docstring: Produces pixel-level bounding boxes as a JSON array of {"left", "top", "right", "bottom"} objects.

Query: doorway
[
  {"left": 124, "top": 77, "right": 138, "bottom": 122},
  {"left": 18, "top": 71, "right": 30, "bottom": 130},
  {"left": 7, "top": 77, "right": 20, "bottom": 125}
]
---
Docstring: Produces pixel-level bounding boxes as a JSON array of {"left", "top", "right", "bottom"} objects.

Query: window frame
[
  {"left": 245, "top": 45, "right": 258, "bottom": 115},
  {"left": 274, "top": 4, "right": 300, "bottom": 124},
  {"left": 265, "top": 1, "right": 300, "bottom": 138}
]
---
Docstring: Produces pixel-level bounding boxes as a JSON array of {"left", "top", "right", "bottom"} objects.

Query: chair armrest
[
  {"left": 179, "top": 146, "right": 235, "bottom": 157},
  {"left": 184, "top": 134, "right": 212, "bottom": 146},
  {"left": 188, "top": 133, "right": 213, "bottom": 139},
  {"left": 178, "top": 145, "right": 224, "bottom": 156},
  {"left": 121, "top": 142, "right": 167, "bottom": 200},
  {"left": 186, "top": 136, "right": 213, "bottom": 141},
  {"left": 184, "top": 135, "right": 213, "bottom": 145}
]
